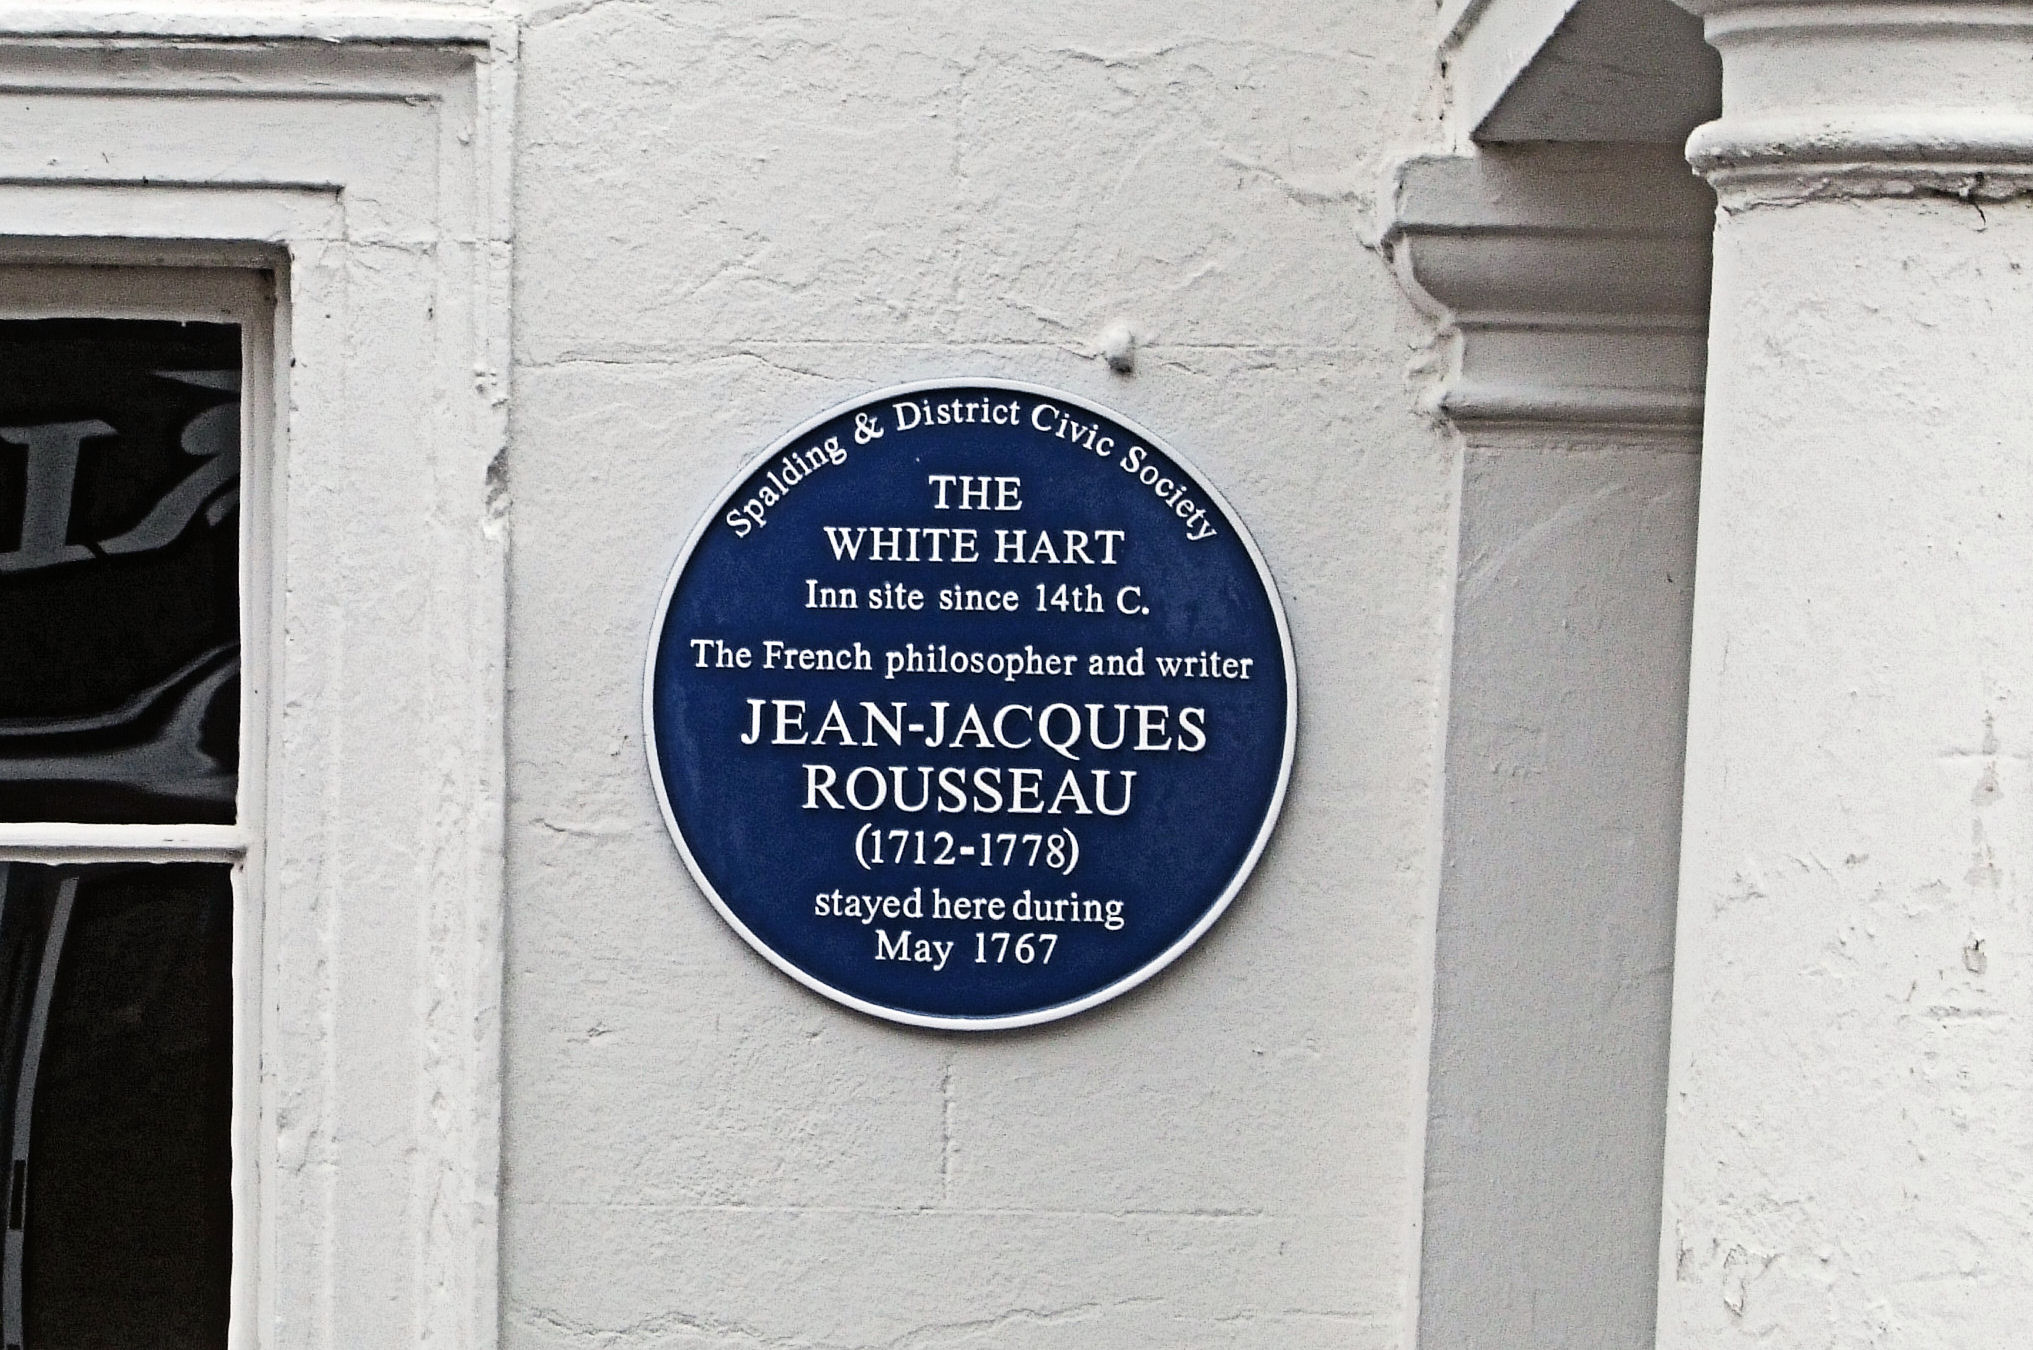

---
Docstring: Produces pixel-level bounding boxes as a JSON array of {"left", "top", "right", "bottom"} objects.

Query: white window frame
[{"left": 0, "top": 8, "right": 511, "bottom": 1349}]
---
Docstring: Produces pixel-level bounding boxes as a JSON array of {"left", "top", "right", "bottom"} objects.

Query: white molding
[
  {"left": 1384, "top": 144, "right": 1714, "bottom": 431},
  {"left": 1674, "top": 0, "right": 2033, "bottom": 201},
  {"left": 0, "top": 16, "right": 511, "bottom": 1350},
  {"left": 0, "top": 1, "right": 500, "bottom": 43},
  {"left": 1688, "top": 112, "right": 2033, "bottom": 200},
  {"left": 1685, "top": 0, "right": 2033, "bottom": 35},
  {"left": 0, "top": 822, "right": 246, "bottom": 861}
]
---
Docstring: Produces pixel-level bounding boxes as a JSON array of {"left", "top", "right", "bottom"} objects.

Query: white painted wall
[
  {"left": 496, "top": 3, "right": 1454, "bottom": 1346},
  {"left": 36, "top": 4, "right": 2033, "bottom": 1346}
]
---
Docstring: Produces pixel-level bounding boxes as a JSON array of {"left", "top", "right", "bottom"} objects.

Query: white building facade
[{"left": 0, "top": 1, "right": 2026, "bottom": 1347}]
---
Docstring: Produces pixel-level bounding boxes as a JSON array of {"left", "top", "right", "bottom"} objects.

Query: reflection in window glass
[
  {"left": 0, "top": 861, "right": 231, "bottom": 1349},
  {"left": 0, "top": 321, "right": 241, "bottom": 824}
]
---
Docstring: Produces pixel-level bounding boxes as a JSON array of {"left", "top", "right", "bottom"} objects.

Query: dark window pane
[
  {"left": 0, "top": 320, "right": 241, "bottom": 824},
  {"left": 0, "top": 860, "right": 232, "bottom": 1349}
]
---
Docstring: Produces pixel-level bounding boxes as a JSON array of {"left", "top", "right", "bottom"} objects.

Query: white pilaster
[
  {"left": 1662, "top": 3, "right": 2033, "bottom": 1343},
  {"left": 1390, "top": 143, "right": 1709, "bottom": 1349}
]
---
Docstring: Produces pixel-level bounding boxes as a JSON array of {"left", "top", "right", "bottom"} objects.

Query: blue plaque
[{"left": 645, "top": 380, "right": 1295, "bottom": 1028}]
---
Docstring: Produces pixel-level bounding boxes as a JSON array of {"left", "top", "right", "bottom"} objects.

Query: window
[
  {"left": 0, "top": 861, "right": 233, "bottom": 1349},
  {"left": 0, "top": 22, "right": 510, "bottom": 1346},
  {"left": 0, "top": 269, "right": 268, "bottom": 1348}
]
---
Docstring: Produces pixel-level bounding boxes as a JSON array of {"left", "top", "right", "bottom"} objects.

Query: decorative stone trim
[
  {"left": 1384, "top": 143, "right": 1714, "bottom": 430},
  {"left": 1688, "top": 113, "right": 2033, "bottom": 202},
  {"left": 1674, "top": 1, "right": 2033, "bottom": 201}
]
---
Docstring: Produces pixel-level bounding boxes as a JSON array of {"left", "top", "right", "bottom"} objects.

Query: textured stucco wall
[{"left": 496, "top": 3, "right": 1452, "bottom": 1347}]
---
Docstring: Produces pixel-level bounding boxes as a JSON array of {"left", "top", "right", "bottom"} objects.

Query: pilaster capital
[
  {"left": 1383, "top": 144, "right": 1713, "bottom": 432},
  {"left": 1672, "top": 2, "right": 2033, "bottom": 201}
]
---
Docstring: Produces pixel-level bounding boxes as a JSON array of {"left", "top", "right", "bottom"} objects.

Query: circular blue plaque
[{"left": 645, "top": 380, "right": 1295, "bottom": 1029}]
